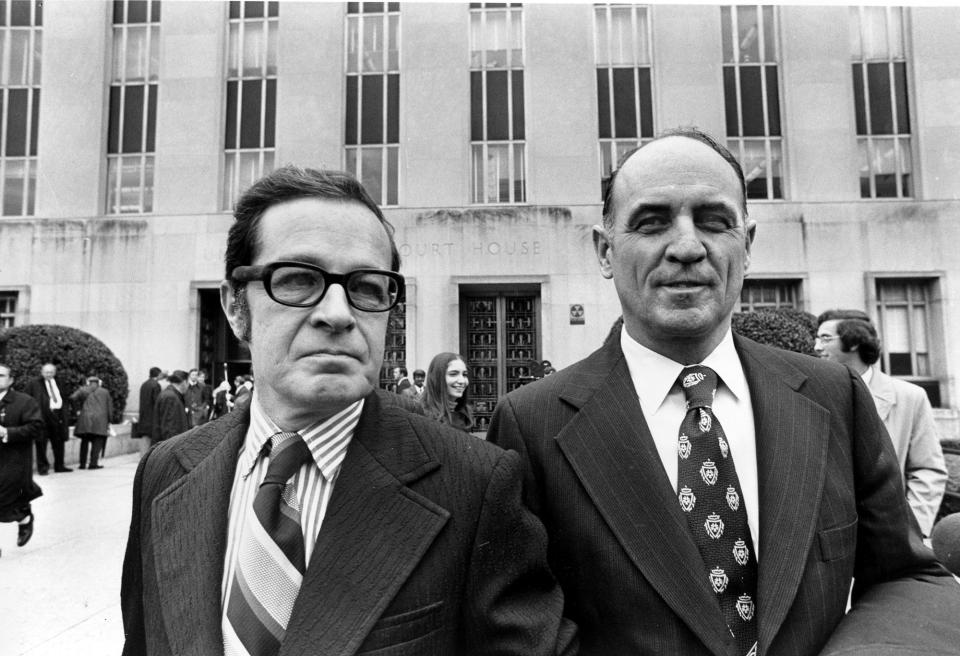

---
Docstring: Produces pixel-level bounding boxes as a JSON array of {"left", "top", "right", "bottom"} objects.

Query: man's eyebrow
[{"left": 693, "top": 201, "right": 739, "bottom": 215}]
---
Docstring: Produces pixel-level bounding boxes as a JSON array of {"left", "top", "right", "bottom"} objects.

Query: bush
[
  {"left": 732, "top": 308, "right": 818, "bottom": 356},
  {"left": 0, "top": 324, "right": 129, "bottom": 423}
]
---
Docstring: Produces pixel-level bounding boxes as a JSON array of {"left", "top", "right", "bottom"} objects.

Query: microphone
[{"left": 931, "top": 512, "right": 960, "bottom": 577}]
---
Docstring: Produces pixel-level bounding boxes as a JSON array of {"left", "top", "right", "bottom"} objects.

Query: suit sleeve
[
  {"left": 120, "top": 447, "right": 152, "bottom": 656},
  {"left": 902, "top": 390, "right": 947, "bottom": 537},
  {"left": 486, "top": 395, "right": 543, "bottom": 516},
  {"left": 820, "top": 371, "right": 960, "bottom": 655},
  {"left": 462, "top": 449, "right": 577, "bottom": 656},
  {"left": 5, "top": 394, "right": 42, "bottom": 443}
]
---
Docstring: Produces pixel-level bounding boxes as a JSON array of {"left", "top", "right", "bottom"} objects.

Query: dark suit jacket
[
  {"left": 0, "top": 388, "right": 43, "bottom": 519},
  {"left": 488, "top": 335, "right": 960, "bottom": 656},
  {"left": 24, "top": 376, "right": 69, "bottom": 443},
  {"left": 153, "top": 386, "right": 188, "bottom": 443},
  {"left": 137, "top": 378, "right": 161, "bottom": 438},
  {"left": 121, "top": 390, "right": 574, "bottom": 656}
]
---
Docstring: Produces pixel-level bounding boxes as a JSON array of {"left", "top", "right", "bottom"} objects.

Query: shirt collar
[
  {"left": 620, "top": 327, "right": 748, "bottom": 412},
  {"left": 861, "top": 365, "right": 874, "bottom": 385},
  {"left": 238, "top": 391, "right": 364, "bottom": 482}
]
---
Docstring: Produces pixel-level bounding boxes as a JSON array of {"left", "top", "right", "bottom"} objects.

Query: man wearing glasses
[{"left": 121, "top": 167, "right": 574, "bottom": 656}]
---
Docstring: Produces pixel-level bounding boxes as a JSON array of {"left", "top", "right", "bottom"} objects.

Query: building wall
[{"left": 2, "top": 2, "right": 958, "bottom": 436}]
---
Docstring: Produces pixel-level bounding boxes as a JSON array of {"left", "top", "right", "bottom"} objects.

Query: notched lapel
[
  {"left": 737, "top": 339, "right": 831, "bottom": 654},
  {"left": 152, "top": 418, "right": 246, "bottom": 656},
  {"left": 555, "top": 353, "right": 734, "bottom": 654},
  {"left": 280, "top": 395, "right": 448, "bottom": 656}
]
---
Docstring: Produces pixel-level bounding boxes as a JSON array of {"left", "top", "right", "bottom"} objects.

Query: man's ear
[
  {"left": 743, "top": 218, "right": 757, "bottom": 273},
  {"left": 220, "top": 280, "right": 249, "bottom": 342},
  {"left": 593, "top": 224, "right": 615, "bottom": 280}
]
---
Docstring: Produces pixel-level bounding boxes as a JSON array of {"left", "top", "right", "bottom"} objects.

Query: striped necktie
[
  {"left": 676, "top": 366, "right": 758, "bottom": 656},
  {"left": 226, "top": 432, "right": 313, "bottom": 656}
]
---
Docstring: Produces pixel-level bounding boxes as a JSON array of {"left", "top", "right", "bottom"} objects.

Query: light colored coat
[{"left": 866, "top": 366, "right": 948, "bottom": 536}]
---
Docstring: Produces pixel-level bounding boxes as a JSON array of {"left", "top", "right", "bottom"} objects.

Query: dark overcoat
[{"left": 0, "top": 388, "right": 43, "bottom": 520}]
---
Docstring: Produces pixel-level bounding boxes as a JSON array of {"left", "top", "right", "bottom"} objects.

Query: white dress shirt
[
  {"left": 221, "top": 392, "right": 362, "bottom": 643},
  {"left": 47, "top": 378, "right": 63, "bottom": 410},
  {"left": 620, "top": 328, "right": 761, "bottom": 557}
]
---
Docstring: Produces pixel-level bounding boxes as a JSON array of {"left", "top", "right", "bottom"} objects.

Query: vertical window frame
[
  {"left": 851, "top": 6, "right": 912, "bottom": 199},
  {"left": 0, "top": 0, "right": 42, "bottom": 217},
  {"left": 470, "top": 2, "right": 526, "bottom": 205},
  {"left": 107, "top": 0, "right": 160, "bottom": 215},
  {"left": 722, "top": 4, "right": 784, "bottom": 201},
  {"left": 223, "top": 0, "right": 278, "bottom": 210},
  {"left": 344, "top": 2, "right": 400, "bottom": 207},
  {"left": 594, "top": 3, "right": 654, "bottom": 181}
]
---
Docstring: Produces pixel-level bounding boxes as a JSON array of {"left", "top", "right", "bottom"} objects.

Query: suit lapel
[
  {"left": 735, "top": 337, "right": 831, "bottom": 654},
  {"left": 867, "top": 368, "right": 894, "bottom": 421},
  {"left": 281, "top": 392, "right": 448, "bottom": 656},
  {"left": 152, "top": 412, "right": 248, "bottom": 656},
  {"left": 555, "top": 343, "right": 734, "bottom": 656}
]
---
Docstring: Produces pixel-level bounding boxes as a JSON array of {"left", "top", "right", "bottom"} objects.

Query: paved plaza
[{"left": 1, "top": 452, "right": 140, "bottom": 656}]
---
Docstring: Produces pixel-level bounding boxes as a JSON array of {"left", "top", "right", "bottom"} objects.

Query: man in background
[
  {"left": 153, "top": 370, "right": 189, "bottom": 444},
  {"left": 184, "top": 368, "right": 211, "bottom": 428},
  {"left": 0, "top": 362, "right": 43, "bottom": 547},
  {"left": 25, "top": 363, "right": 71, "bottom": 474},
  {"left": 816, "top": 309, "right": 947, "bottom": 537},
  {"left": 136, "top": 367, "right": 163, "bottom": 440},
  {"left": 412, "top": 369, "right": 426, "bottom": 399}
]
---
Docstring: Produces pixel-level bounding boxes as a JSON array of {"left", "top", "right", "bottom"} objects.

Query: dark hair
[
  {"left": 816, "top": 308, "right": 871, "bottom": 326},
  {"left": 838, "top": 319, "right": 881, "bottom": 365},
  {"left": 817, "top": 309, "right": 881, "bottom": 365},
  {"left": 149, "top": 366, "right": 161, "bottom": 378},
  {"left": 413, "top": 369, "right": 425, "bottom": 377},
  {"left": 394, "top": 366, "right": 408, "bottom": 377},
  {"left": 421, "top": 352, "right": 473, "bottom": 427},
  {"left": 224, "top": 165, "right": 401, "bottom": 280},
  {"left": 602, "top": 127, "right": 748, "bottom": 228},
  {"left": 168, "top": 370, "right": 189, "bottom": 385}
]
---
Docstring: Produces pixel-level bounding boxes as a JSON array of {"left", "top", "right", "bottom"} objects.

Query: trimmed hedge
[
  {"left": 0, "top": 324, "right": 128, "bottom": 423},
  {"left": 732, "top": 308, "right": 818, "bottom": 356}
]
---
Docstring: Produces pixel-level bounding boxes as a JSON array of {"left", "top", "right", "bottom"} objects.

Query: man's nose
[
  {"left": 664, "top": 216, "right": 707, "bottom": 262},
  {"left": 309, "top": 283, "right": 356, "bottom": 330}
]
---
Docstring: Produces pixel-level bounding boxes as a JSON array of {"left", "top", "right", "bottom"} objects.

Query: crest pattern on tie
[
  {"left": 676, "top": 366, "right": 758, "bottom": 656},
  {"left": 226, "top": 432, "right": 313, "bottom": 656}
]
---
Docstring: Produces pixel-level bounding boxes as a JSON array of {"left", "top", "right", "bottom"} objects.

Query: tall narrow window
[
  {"left": 851, "top": 6, "right": 911, "bottom": 198},
  {"left": 0, "top": 0, "right": 41, "bottom": 216},
  {"left": 0, "top": 291, "right": 17, "bottom": 327},
  {"left": 107, "top": 0, "right": 160, "bottom": 214},
  {"left": 875, "top": 278, "right": 940, "bottom": 406},
  {"left": 722, "top": 5, "right": 783, "bottom": 200},
  {"left": 223, "top": 0, "right": 278, "bottom": 209},
  {"left": 345, "top": 2, "right": 399, "bottom": 206},
  {"left": 595, "top": 4, "right": 653, "bottom": 181},
  {"left": 470, "top": 2, "right": 525, "bottom": 204}
]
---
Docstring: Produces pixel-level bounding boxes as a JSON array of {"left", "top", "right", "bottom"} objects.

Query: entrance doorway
[
  {"left": 197, "top": 288, "right": 251, "bottom": 386},
  {"left": 460, "top": 285, "right": 541, "bottom": 432}
]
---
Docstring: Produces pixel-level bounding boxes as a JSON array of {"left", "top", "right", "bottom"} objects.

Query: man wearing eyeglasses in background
[
  {"left": 120, "top": 166, "right": 574, "bottom": 656},
  {"left": 815, "top": 309, "right": 947, "bottom": 538}
]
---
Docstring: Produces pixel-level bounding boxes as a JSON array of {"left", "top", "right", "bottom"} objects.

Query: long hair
[{"left": 421, "top": 352, "right": 472, "bottom": 427}]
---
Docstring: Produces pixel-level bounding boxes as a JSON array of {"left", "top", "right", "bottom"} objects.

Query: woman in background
[{"left": 421, "top": 352, "right": 473, "bottom": 433}]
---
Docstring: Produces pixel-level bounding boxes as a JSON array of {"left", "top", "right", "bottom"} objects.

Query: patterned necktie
[
  {"left": 676, "top": 366, "right": 758, "bottom": 656},
  {"left": 226, "top": 432, "right": 313, "bottom": 656}
]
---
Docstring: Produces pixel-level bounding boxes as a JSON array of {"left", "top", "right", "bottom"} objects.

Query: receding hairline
[{"left": 602, "top": 132, "right": 748, "bottom": 227}]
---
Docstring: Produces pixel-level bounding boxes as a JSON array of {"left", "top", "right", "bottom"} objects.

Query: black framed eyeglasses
[{"left": 231, "top": 261, "right": 405, "bottom": 312}]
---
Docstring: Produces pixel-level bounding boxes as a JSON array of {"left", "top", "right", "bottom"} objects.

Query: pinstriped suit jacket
[
  {"left": 488, "top": 335, "right": 960, "bottom": 656},
  {"left": 120, "top": 389, "right": 576, "bottom": 656}
]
